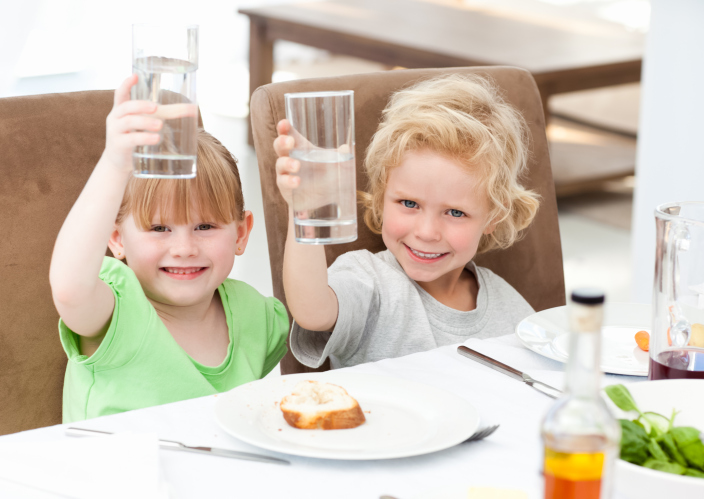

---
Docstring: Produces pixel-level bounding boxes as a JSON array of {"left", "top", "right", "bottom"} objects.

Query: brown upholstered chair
[
  {"left": 0, "top": 91, "right": 113, "bottom": 435},
  {"left": 0, "top": 91, "right": 202, "bottom": 435},
  {"left": 250, "top": 66, "right": 566, "bottom": 375}
]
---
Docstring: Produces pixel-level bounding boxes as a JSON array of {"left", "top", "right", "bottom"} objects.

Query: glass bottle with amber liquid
[{"left": 541, "top": 289, "right": 621, "bottom": 499}]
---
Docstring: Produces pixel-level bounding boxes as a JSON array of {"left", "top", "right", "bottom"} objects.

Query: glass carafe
[{"left": 650, "top": 201, "right": 704, "bottom": 379}]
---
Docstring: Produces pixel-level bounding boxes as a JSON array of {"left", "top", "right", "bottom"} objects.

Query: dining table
[
  {"left": 0, "top": 334, "right": 640, "bottom": 499},
  {"left": 240, "top": 0, "right": 644, "bottom": 128}
]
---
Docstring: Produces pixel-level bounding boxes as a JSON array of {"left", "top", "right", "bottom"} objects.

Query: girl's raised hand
[
  {"left": 101, "top": 74, "right": 162, "bottom": 171},
  {"left": 274, "top": 119, "right": 300, "bottom": 206}
]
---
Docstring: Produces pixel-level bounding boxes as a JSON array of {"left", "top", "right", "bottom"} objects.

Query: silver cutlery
[
  {"left": 457, "top": 345, "right": 562, "bottom": 399},
  {"left": 66, "top": 427, "right": 290, "bottom": 465},
  {"left": 463, "top": 424, "right": 500, "bottom": 443}
]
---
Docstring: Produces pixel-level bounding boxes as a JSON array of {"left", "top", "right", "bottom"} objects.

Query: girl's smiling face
[
  {"left": 109, "top": 206, "right": 252, "bottom": 310},
  {"left": 381, "top": 149, "right": 494, "bottom": 287}
]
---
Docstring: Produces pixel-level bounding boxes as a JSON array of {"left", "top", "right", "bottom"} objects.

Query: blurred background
[{"left": 2, "top": 0, "right": 702, "bottom": 304}]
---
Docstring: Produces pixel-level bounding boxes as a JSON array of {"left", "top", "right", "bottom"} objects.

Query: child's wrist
[{"left": 97, "top": 152, "right": 134, "bottom": 177}]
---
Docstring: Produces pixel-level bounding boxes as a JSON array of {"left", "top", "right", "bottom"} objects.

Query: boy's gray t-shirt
[{"left": 290, "top": 249, "right": 535, "bottom": 369}]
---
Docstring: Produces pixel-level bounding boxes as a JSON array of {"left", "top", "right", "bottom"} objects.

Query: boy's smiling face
[
  {"left": 109, "top": 206, "right": 252, "bottom": 309},
  {"left": 381, "top": 149, "right": 494, "bottom": 288}
]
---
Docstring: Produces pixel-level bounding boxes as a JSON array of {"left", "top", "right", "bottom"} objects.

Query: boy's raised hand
[
  {"left": 102, "top": 74, "right": 162, "bottom": 171},
  {"left": 274, "top": 119, "right": 300, "bottom": 206}
]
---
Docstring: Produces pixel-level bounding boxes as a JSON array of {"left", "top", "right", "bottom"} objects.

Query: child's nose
[
  {"left": 170, "top": 232, "right": 199, "bottom": 257},
  {"left": 414, "top": 213, "right": 441, "bottom": 241}
]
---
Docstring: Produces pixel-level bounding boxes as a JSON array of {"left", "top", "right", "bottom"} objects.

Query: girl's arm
[
  {"left": 49, "top": 75, "right": 162, "bottom": 338},
  {"left": 275, "top": 120, "right": 339, "bottom": 332}
]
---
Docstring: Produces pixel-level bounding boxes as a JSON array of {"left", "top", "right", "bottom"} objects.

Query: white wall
[{"left": 631, "top": 0, "right": 704, "bottom": 303}]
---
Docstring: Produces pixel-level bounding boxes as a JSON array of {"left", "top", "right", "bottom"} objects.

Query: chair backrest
[
  {"left": 250, "top": 66, "right": 566, "bottom": 375},
  {"left": 0, "top": 91, "right": 202, "bottom": 435},
  {"left": 0, "top": 90, "right": 113, "bottom": 434}
]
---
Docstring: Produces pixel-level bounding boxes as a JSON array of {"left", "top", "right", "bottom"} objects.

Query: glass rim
[
  {"left": 655, "top": 200, "right": 704, "bottom": 226},
  {"left": 132, "top": 23, "right": 199, "bottom": 31},
  {"left": 284, "top": 90, "right": 354, "bottom": 99}
]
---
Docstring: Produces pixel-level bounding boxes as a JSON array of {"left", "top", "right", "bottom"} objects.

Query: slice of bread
[{"left": 280, "top": 380, "right": 366, "bottom": 430}]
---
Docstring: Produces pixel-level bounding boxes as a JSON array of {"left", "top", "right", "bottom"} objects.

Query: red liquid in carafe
[{"left": 649, "top": 349, "right": 704, "bottom": 380}]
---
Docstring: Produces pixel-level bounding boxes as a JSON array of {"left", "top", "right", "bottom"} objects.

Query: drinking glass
[
  {"left": 285, "top": 91, "right": 357, "bottom": 244},
  {"left": 650, "top": 201, "right": 704, "bottom": 379},
  {"left": 131, "top": 24, "right": 199, "bottom": 178}
]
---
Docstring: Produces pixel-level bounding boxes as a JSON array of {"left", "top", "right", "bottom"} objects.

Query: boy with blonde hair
[{"left": 274, "top": 74, "right": 539, "bottom": 368}]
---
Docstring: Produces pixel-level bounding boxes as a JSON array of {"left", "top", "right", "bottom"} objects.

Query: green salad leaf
[
  {"left": 604, "top": 384, "right": 704, "bottom": 480},
  {"left": 659, "top": 431, "right": 689, "bottom": 468},
  {"left": 685, "top": 468, "right": 704, "bottom": 478},
  {"left": 604, "top": 384, "right": 641, "bottom": 414},
  {"left": 619, "top": 419, "right": 650, "bottom": 465},
  {"left": 647, "top": 438, "right": 670, "bottom": 462},
  {"left": 642, "top": 458, "right": 687, "bottom": 475},
  {"left": 671, "top": 427, "right": 704, "bottom": 470}
]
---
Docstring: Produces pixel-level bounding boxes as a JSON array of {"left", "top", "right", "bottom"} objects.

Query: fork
[{"left": 463, "top": 424, "right": 500, "bottom": 443}]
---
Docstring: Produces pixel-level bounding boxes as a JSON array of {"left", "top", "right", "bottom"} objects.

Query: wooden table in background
[{"left": 239, "top": 0, "right": 644, "bottom": 125}]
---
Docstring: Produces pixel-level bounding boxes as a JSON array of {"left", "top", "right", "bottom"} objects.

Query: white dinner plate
[
  {"left": 610, "top": 379, "right": 704, "bottom": 498},
  {"left": 516, "top": 302, "right": 651, "bottom": 376},
  {"left": 214, "top": 371, "right": 480, "bottom": 460}
]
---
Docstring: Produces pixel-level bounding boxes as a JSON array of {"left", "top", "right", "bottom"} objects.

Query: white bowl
[{"left": 612, "top": 379, "right": 704, "bottom": 498}]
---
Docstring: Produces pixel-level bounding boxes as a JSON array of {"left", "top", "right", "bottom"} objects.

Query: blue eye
[
  {"left": 196, "top": 224, "right": 214, "bottom": 230},
  {"left": 151, "top": 225, "right": 168, "bottom": 232},
  {"left": 449, "top": 209, "right": 465, "bottom": 218},
  {"left": 402, "top": 200, "right": 417, "bottom": 209}
]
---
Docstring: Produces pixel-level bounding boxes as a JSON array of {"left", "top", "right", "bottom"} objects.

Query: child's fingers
[
  {"left": 111, "top": 100, "right": 158, "bottom": 120},
  {"left": 273, "top": 134, "right": 295, "bottom": 158},
  {"left": 111, "top": 115, "right": 163, "bottom": 135},
  {"left": 276, "top": 119, "right": 291, "bottom": 136},
  {"left": 116, "top": 131, "right": 161, "bottom": 149},
  {"left": 113, "top": 74, "right": 139, "bottom": 107},
  {"left": 276, "top": 170, "right": 300, "bottom": 192},
  {"left": 275, "top": 156, "right": 299, "bottom": 176},
  {"left": 152, "top": 103, "right": 198, "bottom": 120}
]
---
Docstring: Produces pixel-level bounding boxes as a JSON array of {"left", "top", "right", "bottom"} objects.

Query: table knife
[
  {"left": 456, "top": 345, "right": 562, "bottom": 399},
  {"left": 66, "top": 427, "right": 290, "bottom": 465}
]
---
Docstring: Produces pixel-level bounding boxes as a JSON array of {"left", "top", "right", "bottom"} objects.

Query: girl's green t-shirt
[{"left": 60, "top": 257, "right": 289, "bottom": 423}]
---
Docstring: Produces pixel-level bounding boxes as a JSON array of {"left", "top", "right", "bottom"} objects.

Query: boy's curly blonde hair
[
  {"left": 359, "top": 74, "right": 540, "bottom": 254},
  {"left": 116, "top": 129, "right": 245, "bottom": 229}
]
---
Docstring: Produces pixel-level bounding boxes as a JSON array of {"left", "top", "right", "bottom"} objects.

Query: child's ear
[
  {"left": 107, "top": 226, "right": 126, "bottom": 260},
  {"left": 235, "top": 211, "right": 254, "bottom": 256}
]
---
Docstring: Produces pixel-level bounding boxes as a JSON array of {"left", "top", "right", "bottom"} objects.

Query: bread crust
[{"left": 280, "top": 381, "right": 366, "bottom": 430}]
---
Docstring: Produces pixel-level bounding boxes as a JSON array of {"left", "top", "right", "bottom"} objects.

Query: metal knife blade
[
  {"left": 456, "top": 345, "right": 562, "bottom": 399},
  {"left": 66, "top": 427, "right": 290, "bottom": 465},
  {"left": 172, "top": 445, "right": 290, "bottom": 465}
]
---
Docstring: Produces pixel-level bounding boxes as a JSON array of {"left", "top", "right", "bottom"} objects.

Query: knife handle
[
  {"left": 457, "top": 345, "right": 524, "bottom": 381},
  {"left": 67, "top": 427, "right": 185, "bottom": 450},
  {"left": 66, "top": 427, "right": 113, "bottom": 438}
]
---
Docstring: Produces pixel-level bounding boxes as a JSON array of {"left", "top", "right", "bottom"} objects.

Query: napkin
[{"left": 0, "top": 432, "right": 167, "bottom": 499}]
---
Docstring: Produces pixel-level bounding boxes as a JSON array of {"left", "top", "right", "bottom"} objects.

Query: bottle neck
[
  {"left": 565, "top": 303, "right": 603, "bottom": 398},
  {"left": 565, "top": 330, "right": 602, "bottom": 397}
]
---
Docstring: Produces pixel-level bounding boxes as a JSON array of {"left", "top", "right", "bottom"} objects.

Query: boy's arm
[
  {"left": 49, "top": 75, "right": 162, "bottom": 338},
  {"left": 282, "top": 208, "right": 339, "bottom": 332},
  {"left": 275, "top": 119, "right": 339, "bottom": 332}
]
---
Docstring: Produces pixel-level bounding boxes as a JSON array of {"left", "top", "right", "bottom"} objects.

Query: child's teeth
[
  {"left": 411, "top": 248, "right": 443, "bottom": 259},
  {"left": 166, "top": 268, "right": 201, "bottom": 274}
]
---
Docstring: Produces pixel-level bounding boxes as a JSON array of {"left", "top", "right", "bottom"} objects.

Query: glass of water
[
  {"left": 131, "top": 24, "right": 199, "bottom": 178},
  {"left": 285, "top": 91, "right": 357, "bottom": 244}
]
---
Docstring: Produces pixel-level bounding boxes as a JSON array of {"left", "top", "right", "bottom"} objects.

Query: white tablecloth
[{"left": 0, "top": 335, "right": 640, "bottom": 499}]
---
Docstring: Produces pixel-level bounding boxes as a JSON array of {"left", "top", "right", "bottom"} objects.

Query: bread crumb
[{"left": 278, "top": 429, "right": 282, "bottom": 431}]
